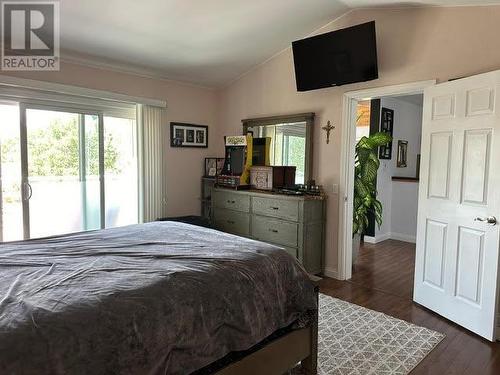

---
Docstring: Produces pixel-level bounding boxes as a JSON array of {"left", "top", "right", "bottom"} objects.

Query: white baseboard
[
  {"left": 323, "top": 267, "right": 340, "bottom": 280},
  {"left": 364, "top": 233, "right": 391, "bottom": 244},
  {"left": 390, "top": 232, "right": 416, "bottom": 243},
  {"left": 364, "top": 232, "right": 416, "bottom": 244},
  {"left": 363, "top": 235, "right": 376, "bottom": 244}
]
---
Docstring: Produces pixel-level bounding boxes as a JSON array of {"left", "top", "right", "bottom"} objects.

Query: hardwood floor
[{"left": 319, "top": 239, "right": 500, "bottom": 374}]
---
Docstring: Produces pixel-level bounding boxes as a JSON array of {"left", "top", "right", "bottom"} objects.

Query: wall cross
[{"left": 322, "top": 120, "right": 335, "bottom": 144}]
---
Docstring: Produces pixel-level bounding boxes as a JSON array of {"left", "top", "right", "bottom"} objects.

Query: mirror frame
[{"left": 241, "top": 112, "right": 315, "bottom": 183}]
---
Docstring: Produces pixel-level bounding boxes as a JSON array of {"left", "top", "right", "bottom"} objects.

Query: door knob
[{"left": 474, "top": 216, "right": 497, "bottom": 225}]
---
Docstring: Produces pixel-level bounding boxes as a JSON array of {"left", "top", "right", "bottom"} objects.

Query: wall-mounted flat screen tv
[{"left": 292, "top": 21, "right": 378, "bottom": 91}]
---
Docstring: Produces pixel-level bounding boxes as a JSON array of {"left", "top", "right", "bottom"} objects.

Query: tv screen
[{"left": 292, "top": 21, "right": 378, "bottom": 91}]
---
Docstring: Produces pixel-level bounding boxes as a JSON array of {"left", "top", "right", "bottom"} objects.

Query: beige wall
[
  {"left": 217, "top": 6, "right": 500, "bottom": 276},
  {"left": 0, "top": 62, "right": 218, "bottom": 218}
]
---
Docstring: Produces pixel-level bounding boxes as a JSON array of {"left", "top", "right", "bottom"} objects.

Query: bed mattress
[{"left": 0, "top": 221, "right": 316, "bottom": 374}]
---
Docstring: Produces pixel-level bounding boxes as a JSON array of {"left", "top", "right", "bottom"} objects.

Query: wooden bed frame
[{"left": 215, "top": 284, "right": 319, "bottom": 375}]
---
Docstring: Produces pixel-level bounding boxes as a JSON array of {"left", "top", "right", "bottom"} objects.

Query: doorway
[
  {"left": 359, "top": 94, "right": 423, "bottom": 246},
  {"left": 351, "top": 94, "right": 424, "bottom": 297},
  {"left": 337, "top": 80, "right": 436, "bottom": 281}
]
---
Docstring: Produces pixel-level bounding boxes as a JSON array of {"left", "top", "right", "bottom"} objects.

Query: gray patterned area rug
[{"left": 315, "top": 293, "right": 445, "bottom": 375}]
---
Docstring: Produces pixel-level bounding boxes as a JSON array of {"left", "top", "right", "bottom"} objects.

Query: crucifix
[{"left": 322, "top": 120, "right": 335, "bottom": 144}]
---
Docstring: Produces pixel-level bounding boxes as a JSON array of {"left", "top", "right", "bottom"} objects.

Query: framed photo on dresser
[
  {"left": 204, "top": 157, "right": 224, "bottom": 177},
  {"left": 170, "top": 122, "right": 208, "bottom": 148}
]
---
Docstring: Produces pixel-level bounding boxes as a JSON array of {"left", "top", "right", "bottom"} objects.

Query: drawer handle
[
  {"left": 269, "top": 229, "right": 278, "bottom": 233},
  {"left": 270, "top": 206, "right": 279, "bottom": 210},
  {"left": 227, "top": 200, "right": 236, "bottom": 204},
  {"left": 227, "top": 220, "right": 235, "bottom": 224}
]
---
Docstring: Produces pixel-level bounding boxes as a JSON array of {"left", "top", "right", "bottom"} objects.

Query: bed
[{"left": 0, "top": 221, "right": 318, "bottom": 374}]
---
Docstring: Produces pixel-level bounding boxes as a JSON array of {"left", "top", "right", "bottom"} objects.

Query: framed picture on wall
[
  {"left": 397, "top": 140, "right": 408, "bottom": 168},
  {"left": 379, "top": 107, "right": 394, "bottom": 160},
  {"left": 170, "top": 122, "right": 208, "bottom": 148}
]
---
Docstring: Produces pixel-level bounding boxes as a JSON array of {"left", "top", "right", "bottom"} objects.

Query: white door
[{"left": 414, "top": 70, "right": 500, "bottom": 341}]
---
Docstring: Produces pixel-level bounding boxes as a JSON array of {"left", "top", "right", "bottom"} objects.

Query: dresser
[{"left": 212, "top": 188, "right": 325, "bottom": 274}]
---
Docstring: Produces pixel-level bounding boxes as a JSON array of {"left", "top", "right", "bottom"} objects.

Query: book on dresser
[{"left": 211, "top": 187, "right": 325, "bottom": 274}]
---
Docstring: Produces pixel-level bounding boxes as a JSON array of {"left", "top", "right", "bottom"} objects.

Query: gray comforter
[{"left": 0, "top": 222, "right": 316, "bottom": 374}]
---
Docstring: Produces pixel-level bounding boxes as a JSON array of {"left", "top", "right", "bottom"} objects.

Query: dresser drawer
[
  {"left": 214, "top": 208, "right": 250, "bottom": 236},
  {"left": 251, "top": 216, "right": 298, "bottom": 248},
  {"left": 252, "top": 196, "right": 299, "bottom": 221},
  {"left": 213, "top": 191, "right": 250, "bottom": 212}
]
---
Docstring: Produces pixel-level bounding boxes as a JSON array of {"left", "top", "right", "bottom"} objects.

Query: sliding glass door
[
  {"left": 0, "top": 100, "right": 138, "bottom": 241},
  {"left": 82, "top": 114, "right": 102, "bottom": 231},
  {"left": 103, "top": 116, "right": 138, "bottom": 228},
  {"left": 22, "top": 107, "right": 103, "bottom": 238}
]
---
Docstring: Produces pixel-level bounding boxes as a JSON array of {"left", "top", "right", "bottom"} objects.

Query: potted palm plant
[{"left": 352, "top": 132, "right": 392, "bottom": 264}]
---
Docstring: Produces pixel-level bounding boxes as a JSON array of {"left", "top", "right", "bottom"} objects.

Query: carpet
[{"left": 315, "top": 293, "right": 445, "bottom": 374}]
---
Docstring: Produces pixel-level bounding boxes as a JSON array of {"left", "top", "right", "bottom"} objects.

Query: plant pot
[{"left": 352, "top": 233, "right": 361, "bottom": 266}]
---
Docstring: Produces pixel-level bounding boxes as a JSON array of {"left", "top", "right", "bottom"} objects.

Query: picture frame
[
  {"left": 170, "top": 122, "right": 208, "bottom": 148},
  {"left": 216, "top": 158, "right": 225, "bottom": 175},
  {"left": 204, "top": 157, "right": 224, "bottom": 177},
  {"left": 379, "top": 107, "right": 394, "bottom": 160},
  {"left": 397, "top": 140, "right": 408, "bottom": 168}
]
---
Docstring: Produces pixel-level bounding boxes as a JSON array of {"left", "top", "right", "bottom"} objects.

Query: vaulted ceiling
[{"left": 60, "top": 0, "right": 500, "bottom": 87}]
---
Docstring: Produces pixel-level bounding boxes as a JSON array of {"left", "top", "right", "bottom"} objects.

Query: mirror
[{"left": 242, "top": 113, "right": 314, "bottom": 185}]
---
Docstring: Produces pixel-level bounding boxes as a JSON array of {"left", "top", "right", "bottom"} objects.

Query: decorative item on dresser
[
  {"left": 250, "top": 166, "right": 296, "bottom": 191},
  {"left": 211, "top": 188, "right": 325, "bottom": 274},
  {"left": 216, "top": 134, "right": 253, "bottom": 189},
  {"left": 205, "top": 157, "right": 224, "bottom": 177}
]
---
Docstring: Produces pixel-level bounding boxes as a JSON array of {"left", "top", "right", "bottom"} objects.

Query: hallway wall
[{"left": 373, "top": 96, "right": 422, "bottom": 243}]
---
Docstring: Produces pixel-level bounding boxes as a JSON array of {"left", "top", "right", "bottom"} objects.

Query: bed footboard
[
  {"left": 300, "top": 285, "right": 319, "bottom": 375},
  {"left": 215, "top": 285, "right": 319, "bottom": 375}
]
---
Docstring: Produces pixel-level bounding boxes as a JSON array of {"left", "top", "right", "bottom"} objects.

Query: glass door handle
[{"left": 23, "top": 182, "right": 32, "bottom": 201}]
